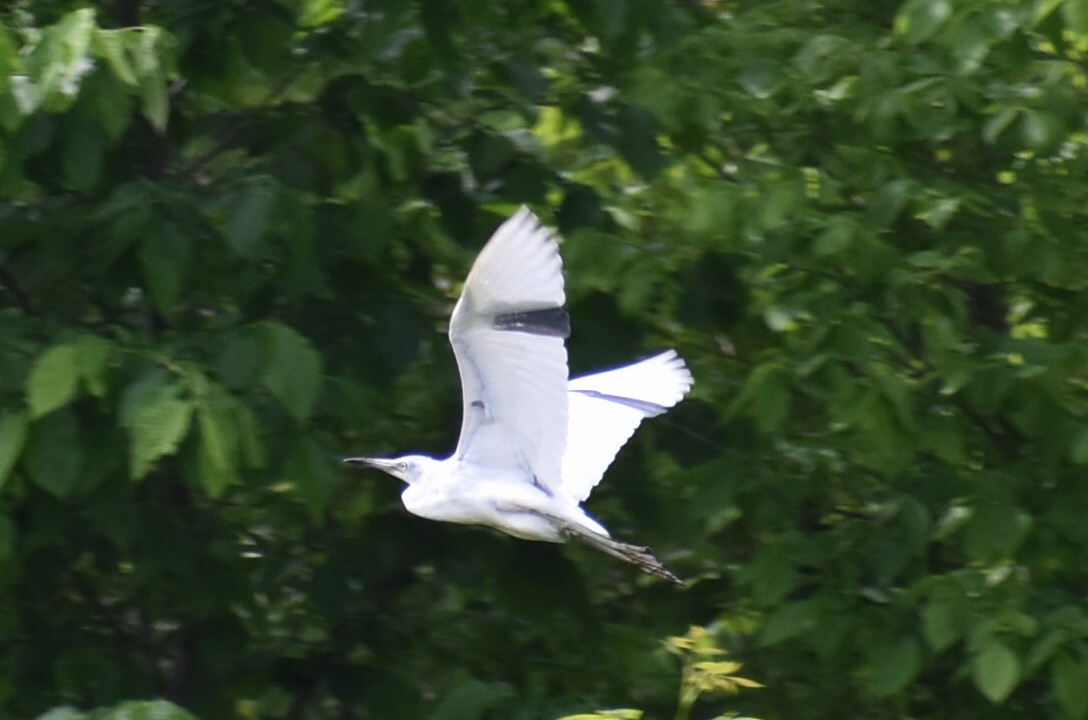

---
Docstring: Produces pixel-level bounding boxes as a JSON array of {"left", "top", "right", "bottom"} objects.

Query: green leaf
[
  {"left": 236, "top": 403, "right": 267, "bottom": 469},
  {"left": 0, "top": 513, "right": 13, "bottom": 564},
  {"left": 0, "top": 24, "right": 16, "bottom": 96},
  {"left": 1070, "top": 426, "right": 1088, "bottom": 464},
  {"left": 224, "top": 180, "right": 276, "bottom": 258},
  {"left": 431, "top": 678, "right": 514, "bottom": 720},
  {"left": 1052, "top": 652, "right": 1088, "bottom": 720},
  {"left": 922, "top": 590, "right": 967, "bottom": 652},
  {"left": 92, "top": 699, "right": 199, "bottom": 720},
  {"left": 92, "top": 29, "right": 138, "bottom": 86},
  {"left": 27, "top": 343, "right": 79, "bottom": 418},
  {"left": 0, "top": 410, "right": 28, "bottom": 493},
  {"left": 813, "top": 216, "right": 854, "bottom": 256},
  {"left": 30, "top": 8, "right": 97, "bottom": 112},
  {"left": 196, "top": 387, "right": 240, "bottom": 498},
  {"left": 284, "top": 437, "right": 336, "bottom": 519},
  {"left": 33, "top": 707, "right": 84, "bottom": 720},
  {"left": 983, "top": 106, "right": 1019, "bottom": 144},
  {"left": 973, "top": 640, "right": 1020, "bottom": 703},
  {"left": 257, "top": 322, "right": 323, "bottom": 421},
  {"left": 759, "top": 600, "right": 817, "bottom": 647},
  {"left": 120, "top": 370, "right": 194, "bottom": 480},
  {"left": 130, "top": 27, "right": 172, "bottom": 131},
  {"left": 867, "top": 634, "right": 922, "bottom": 696},
  {"left": 60, "top": 118, "right": 104, "bottom": 192},
  {"left": 24, "top": 408, "right": 83, "bottom": 499},
  {"left": 728, "top": 362, "right": 791, "bottom": 434},
  {"left": 299, "top": 0, "right": 345, "bottom": 27},
  {"left": 1021, "top": 110, "right": 1064, "bottom": 153},
  {"left": 894, "top": 0, "right": 952, "bottom": 43},
  {"left": 75, "top": 334, "right": 112, "bottom": 398},
  {"left": 1065, "top": 0, "right": 1088, "bottom": 34},
  {"left": 139, "top": 222, "right": 191, "bottom": 316},
  {"left": 964, "top": 502, "right": 1032, "bottom": 562}
]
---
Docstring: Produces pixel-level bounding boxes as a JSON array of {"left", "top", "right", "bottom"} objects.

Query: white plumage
[{"left": 346, "top": 207, "right": 692, "bottom": 582}]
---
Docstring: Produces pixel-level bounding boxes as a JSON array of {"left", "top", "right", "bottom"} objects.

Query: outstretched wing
[
  {"left": 560, "top": 350, "right": 692, "bottom": 502},
  {"left": 450, "top": 208, "right": 570, "bottom": 490}
]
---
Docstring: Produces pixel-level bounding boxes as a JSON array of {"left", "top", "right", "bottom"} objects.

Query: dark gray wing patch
[
  {"left": 570, "top": 389, "right": 666, "bottom": 417},
  {"left": 493, "top": 307, "right": 570, "bottom": 338}
]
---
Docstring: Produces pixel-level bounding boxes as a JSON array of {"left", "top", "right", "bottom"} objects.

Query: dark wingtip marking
[
  {"left": 570, "top": 389, "right": 667, "bottom": 416},
  {"left": 494, "top": 307, "right": 570, "bottom": 338}
]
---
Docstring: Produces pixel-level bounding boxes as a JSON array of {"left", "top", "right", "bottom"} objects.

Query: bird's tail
[{"left": 562, "top": 525, "right": 682, "bottom": 584}]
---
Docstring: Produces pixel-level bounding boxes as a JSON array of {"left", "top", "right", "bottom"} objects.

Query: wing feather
[
  {"left": 560, "top": 350, "right": 692, "bottom": 502},
  {"left": 450, "top": 208, "right": 569, "bottom": 490}
]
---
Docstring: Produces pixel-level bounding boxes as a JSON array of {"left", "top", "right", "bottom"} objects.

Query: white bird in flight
[{"left": 346, "top": 208, "right": 692, "bottom": 583}]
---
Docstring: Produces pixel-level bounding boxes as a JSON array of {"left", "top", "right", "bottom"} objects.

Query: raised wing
[
  {"left": 560, "top": 350, "right": 692, "bottom": 502},
  {"left": 450, "top": 208, "right": 570, "bottom": 490}
]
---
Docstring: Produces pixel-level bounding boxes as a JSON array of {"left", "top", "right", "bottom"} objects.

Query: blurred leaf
[
  {"left": 430, "top": 679, "right": 514, "bottom": 720},
  {"left": 894, "top": 0, "right": 952, "bottom": 42},
  {"left": 196, "top": 386, "right": 240, "bottom": 498},
  {"left": 257, "top": 321, "right": 323, "bottom": 421},
  {"left": 1052, "top": 652, "right": 1088, "bottom": 720},
  {"left": 923, "top": 589, "right": 968, "bottom": 652},
  {"left": 299, "top": 0, "right": 345, "bottom": 27},
  {"left": 964, "top": 502, "right": 1032, "bottom": 563},
  {"left": 1069, "top": 426, "right": 1088, "bottom": 464},
  {"left": 0, "top": 513, "right": 13, "bottom": 564},
  {"left": 1020, "top": 110, "right": 1064, "bottom": 154},
  {"left": 92, "top": 29, "right": 138, "bottom": 86},
  {"left": 973, "top": 640, "right": 1020, "bottom": 703},
  {"left": 130, "top": 27, "right": 173, "bottom": 131},
  {"left": 224, "top": 180, "right": 276, "bottom": 258},
  {"left": 34, "top": 708, "right": 84, "bottom": 720},
  {"left": 139, "top": 223, "right": 191, "bottom": 316},
  {"left": 27, "top": 9, "right": 97, "bottom": 113},
  {"left": 120, "top": 369, "right": 194, "bottom": 480},
  {"left": 0, "top": 410, "right": 28, "bottom": 492},
  {"left": 27, "top": 343, "right": 79, "bottom": 419},
  {"left": 75, "top": 335, "right": 112, "bottom": 398},
  {"left": 24, "top": 408, "right": 82, "bottom": 499},
  {"left": 285, "top": 436, "right": 336, "bottom": 519},
  {"left": 813, "top": 216, "right": 854, "bottom": 256},
  {"left": 759, "top": 600, "right": 817, "bottom": 647},
  {"left": 867, "top": 634, "right": 922, "bottom": 696},
  {"left": 88, "top": 700, "right": 198, "bottom": 720}
]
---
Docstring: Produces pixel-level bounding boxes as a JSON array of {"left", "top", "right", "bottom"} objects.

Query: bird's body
[
  {"left": 396, "top": 456, "right": 608, "bottom": 542},
  {"left": 347, "top": 208, "right": 692, "bottom": 583}
]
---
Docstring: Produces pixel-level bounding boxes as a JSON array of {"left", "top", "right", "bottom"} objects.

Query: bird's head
[{"left": 343, "top": 454, "right": 436, "bottom": 485}]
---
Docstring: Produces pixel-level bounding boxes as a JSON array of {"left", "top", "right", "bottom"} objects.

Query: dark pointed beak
[
  {"left": 344, "top": 457, "right": 396, "bottom": 471},
  {"left": 345, "top": 458, "right": 389, "bottom": 472}
]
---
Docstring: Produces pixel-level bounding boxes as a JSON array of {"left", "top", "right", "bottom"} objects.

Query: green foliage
[{"left": 3, "top": 0, "right": 1088, "bottom": 718}]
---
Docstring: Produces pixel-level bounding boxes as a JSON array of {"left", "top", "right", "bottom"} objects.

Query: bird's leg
[{"left": 557, "top": 523, "right": 683, "bottom": 585}]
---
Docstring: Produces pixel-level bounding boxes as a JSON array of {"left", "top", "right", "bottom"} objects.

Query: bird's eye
[{"left": 398, "top": 462, "right": 408, "bottom": 472}]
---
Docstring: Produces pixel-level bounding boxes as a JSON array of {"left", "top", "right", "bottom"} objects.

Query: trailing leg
[{"left": 560, "top": 524, "right": 682, "bottom": 584}]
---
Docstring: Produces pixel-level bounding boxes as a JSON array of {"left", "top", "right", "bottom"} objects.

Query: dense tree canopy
[{"left": 3, "top": 0, "right": 1088, "bottom": 718}]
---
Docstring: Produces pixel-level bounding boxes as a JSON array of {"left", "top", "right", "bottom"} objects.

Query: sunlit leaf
[
  {"left": 120, "top": 370, "right": 194, "bottom": 480},
  {"left": 27, "top": 343, "right": 79, "bottom": 419}
]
